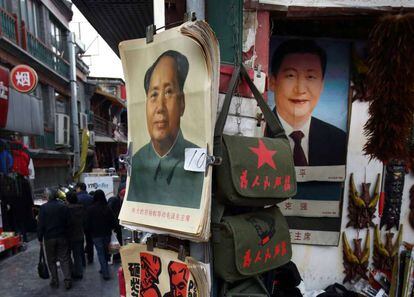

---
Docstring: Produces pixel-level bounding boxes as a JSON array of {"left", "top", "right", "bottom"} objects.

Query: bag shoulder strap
[{"left": 214, "top": 64, "right": 286, "bottom": 140}]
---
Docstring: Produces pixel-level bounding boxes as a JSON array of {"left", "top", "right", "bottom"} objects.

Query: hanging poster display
[
  {"left": 266, "top": 37, "right": 350, "bottom": 245},
  {"left": 119, "top": 21, "right": 219, "bottom": 240},
  {"left": 120, "top": 243, "right": 209, "bottom": 297}
]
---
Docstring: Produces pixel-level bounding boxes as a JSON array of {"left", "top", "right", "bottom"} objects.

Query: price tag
[{"left": 184, "top": 148, "right": 207, "bottom": 172}]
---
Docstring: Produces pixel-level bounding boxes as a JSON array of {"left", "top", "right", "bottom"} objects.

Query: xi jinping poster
[{"left": 266, "top": 37, "right": 350, "bottom": 245}]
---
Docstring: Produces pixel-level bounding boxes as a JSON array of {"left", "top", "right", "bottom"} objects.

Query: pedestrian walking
[
  {"left": 37, "top": 188, "right": 72, "bottom": 289},
  {"left": 86, "top": 189, "right": 116, "bottom": 280},
  {"left": 75, "top": 182, "right": 94, "bottom": 264},
  {"left": 108, "top": 187, "right": 125, "bottom": 246},
  {"left": 66, "top": 191, "right": 86, "bottom": 280}
]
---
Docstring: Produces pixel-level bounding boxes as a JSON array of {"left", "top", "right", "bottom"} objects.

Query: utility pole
[{"left": 68, "top": 32, "right": 80, "bottom": 174}]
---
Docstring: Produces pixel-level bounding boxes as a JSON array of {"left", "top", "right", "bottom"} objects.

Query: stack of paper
[{"left": 118, "top": 20, "right": 219, "bottom": 242}]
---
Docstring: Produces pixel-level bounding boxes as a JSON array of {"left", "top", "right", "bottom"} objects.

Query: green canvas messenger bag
[
  {"left": 212, "top": 206, "right": 292, "bottom": 283},
  {"left": 214, "top": 64, "right": 297, "bottom": 207}
]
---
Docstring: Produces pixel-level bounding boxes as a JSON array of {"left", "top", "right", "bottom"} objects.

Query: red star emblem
[{"left": 249, "top": 139, "right": 277, "bottom": 169}]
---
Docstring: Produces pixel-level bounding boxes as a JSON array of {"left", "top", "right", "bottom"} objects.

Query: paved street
[{"left": 0, "top": 239, "right": 121, "bottom": 297}]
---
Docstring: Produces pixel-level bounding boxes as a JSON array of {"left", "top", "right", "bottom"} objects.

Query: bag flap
[
  {"left": 223, "top": 134, "right": 296, "bottom": 198},
  {"left": 224, "top": 207, "right": 292, "bottom": 276}
]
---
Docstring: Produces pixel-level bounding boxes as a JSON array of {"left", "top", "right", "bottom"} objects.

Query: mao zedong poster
[
  {"left": 118, "top": 28, "right": 212, "bottom": 235},
  {"left": 266, "top": 37, "right": 350, "bottom": 245}
]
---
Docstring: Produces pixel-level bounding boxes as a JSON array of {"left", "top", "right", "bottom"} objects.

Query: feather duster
[{"left": 363, "top": 13, "right": 414, "bottom": 165}]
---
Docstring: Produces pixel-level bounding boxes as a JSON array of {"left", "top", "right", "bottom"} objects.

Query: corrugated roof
[{"left": 72, "top": 0, "right": 154, "bottom": 56}]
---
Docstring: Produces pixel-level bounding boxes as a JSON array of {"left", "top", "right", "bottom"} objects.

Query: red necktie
[{"left": 289, "top": 131, "right": 308, "bottom": 166}]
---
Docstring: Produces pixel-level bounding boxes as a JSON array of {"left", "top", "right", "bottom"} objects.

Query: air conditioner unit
[
  {"left": 55, "top": 113, "right": 70, "bottom": 146},
  {"left": 79, "top": 112, "right": 88, "bottom": 130},
  {"left": 89, "top": 131, "right": 96, "bottom": 147}
]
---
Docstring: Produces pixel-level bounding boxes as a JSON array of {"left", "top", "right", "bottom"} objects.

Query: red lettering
[
  {"left": 300, "top": 202, "right": 307, "bottom": 211},
  {"left": 251, "top": 176, "right": 260, "bottom": 188},
  {"left": 264, "top": 248, "right": 272, "bottom": 263},
  {"left": 273, "top": 244, "right": 280, "bottom": 258},
  {"left": 273, "top": 176, "right": 282, "bottom": 188},
  {"left": 284, "top": 176, "right": 291, "bottom": 191},
  {"left": 263, "top": 176, "right": 271, "bottom": 190},
  {"left": 186, "top": 215, "right": 190, "bottom": 222},
  {"left": 284, "top": 202, "right": 292, "bottom": 210},
  {"left": 281, "top": 241, "right": 287, "bottom": 256},
  {"left": 243, "top": 249, "right": 252, "bottom": 268},
  {"left": 240, "top": 170, "right": 248, "bottom": 189},
  {"left": 254, "top": 250, "right": 262, "bottom": 263}
]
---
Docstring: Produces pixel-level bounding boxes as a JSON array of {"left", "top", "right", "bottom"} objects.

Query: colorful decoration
[
  {"left": 363, "top": 13, "right": 414, "bottom": 166},
  {"left": 373, "top": 224, "right": 402, "bottom": 273},
  {"left": 380, "top": 160, "right": 405, "bottom": 230},
  {"left": 342, "top": 231, "right": 370, "bottom": 283},
  {"left": 347, "top": 173, "right": 380, "bottom": 229}
]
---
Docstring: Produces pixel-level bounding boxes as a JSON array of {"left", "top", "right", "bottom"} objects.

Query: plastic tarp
[{"left": 5, "top": 88, "right": 44, "bottom": 135}]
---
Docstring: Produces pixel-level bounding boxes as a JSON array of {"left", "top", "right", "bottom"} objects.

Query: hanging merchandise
[
  {"left": 380, "top": 160, "right": 405, "bottom": 230},
  {"left": 120, "top": 243, "right": 208, "bottom": 297},
  {"left": 118, "top": 20, "right": 220, "bottom": 241},
  {"left": 9, "top": 140, "right": 30, "bottom": 177},
  {"left": 363, "top": 13, "right": 414, "bottom": 166},
  {"left": 0, "top": 139, "right": 13, "bottom": 174},
  {"left": 212, "top": 206, "right": 291, "bottom": 283},
  {"left": 214, "top": 65, "right": 296, "bottom": 207},
  {"left": 373, "top": 224, "right": 402, "bottom": 274},
  {"left": 347, "top": 173, "right": 380, "bottom": 229},
  {"left": 342, "top": 231, "right": 370, "bottom": 284}
]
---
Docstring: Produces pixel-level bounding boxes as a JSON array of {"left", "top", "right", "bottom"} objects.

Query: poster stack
[{"left": 118, "top": 20, "right": 219, "bottom": 241}]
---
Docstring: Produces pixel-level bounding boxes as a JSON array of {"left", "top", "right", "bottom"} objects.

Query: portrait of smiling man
[
  {"left": 265, "top": 39, "right": 347, "bottom": 167},
  {"left": 127, "top": 50, "right": 204, "bottom": 209}
]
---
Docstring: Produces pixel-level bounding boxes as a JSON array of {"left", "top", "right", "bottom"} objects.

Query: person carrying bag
[{"left": 38, "top": 243, "right": 49, "bottom": 279}]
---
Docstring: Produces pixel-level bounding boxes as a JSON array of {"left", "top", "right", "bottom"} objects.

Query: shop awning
[
  {"left": 71, "top": 0, "right": 154, "bottom": 56},
  {"left": 5, "top": 88, "right": 44, "bottom": 135},
  {"left": 95, "top": 88, "right": 126, "bottom": 108}
]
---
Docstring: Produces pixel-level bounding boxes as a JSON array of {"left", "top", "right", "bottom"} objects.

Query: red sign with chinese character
[
  {"left": 10, "top": 64, "right": 38, "bottom": 93},
  {"left": 0, "top": 66, "right": 9, "bottom": 128}
]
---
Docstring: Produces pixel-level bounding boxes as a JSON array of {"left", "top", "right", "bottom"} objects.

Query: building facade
[{"left": 0, "top": 0, "right": 89, "bottom": 193}]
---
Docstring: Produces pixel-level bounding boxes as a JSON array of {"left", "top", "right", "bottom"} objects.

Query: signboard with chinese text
[
  {"left": 0, "top": 66, "right": 9, "bottom": 128},
  {"left": 10, "top": 65, "right": 38, "bottom": 94}
]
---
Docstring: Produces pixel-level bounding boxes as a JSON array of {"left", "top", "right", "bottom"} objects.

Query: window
[
  {"left": 50, "top": 16, "right": 66, "bottom": 58},
  {"left": 19, "top": 0, "right": 41, "bottom": 38},
  {"left": 55, "top": 91, "right": 68, "bottom": 114}
]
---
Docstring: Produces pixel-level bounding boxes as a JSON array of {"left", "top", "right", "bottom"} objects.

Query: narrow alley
[{"left": 0, "top": 240, "right": 120, "bottom": 297}]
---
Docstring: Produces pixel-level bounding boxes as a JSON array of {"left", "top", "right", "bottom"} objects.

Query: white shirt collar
[{"left": 276, "top": 112, "right": 311, "bottom": 161}]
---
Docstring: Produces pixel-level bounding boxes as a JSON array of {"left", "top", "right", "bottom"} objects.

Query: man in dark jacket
[
  {"left": 67, "top": 191, "right": 86, "bottom": 279},
  {"left": 86, "top": 190, "right": 117, "bottom": 280},
  {"left": 37, "top": 188, "right": 72, "bottom": 289},
  {"left": 108, "top": 187, "right": 125, "bottom": 246},
  {"left": 75, "top": 182, "right": 94, "bottom": 264}
]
